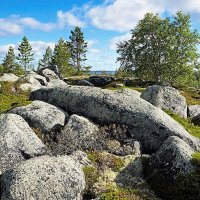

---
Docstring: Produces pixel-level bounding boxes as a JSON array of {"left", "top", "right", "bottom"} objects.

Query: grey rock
[
  {"left": 39, "top": 68, "right": 59, "bottom": 81},
  {"left": 148, "top": 136, "right": 195, "bottom": 178},
  {"left": 47, "top": 79, "right": 68, "bottom": 87},
  {"left": 114, "top": 88, "right": 141, "bottom": 97},
  {"left": 188, "top": 105, "right": 200, "bottom": 118},
  {"left": 0, "top": 114, "right": 47, "bottom": 175},
  {"left": 63, "top": 114, "right": 99, "bottom": 150},
  {"left": 188, "top": 105, "right": 200, "bottom": 126},
  {"left": 30, "top": 85, "right": 200, "bottom": 152},
  {"left": 0, "top": 73, "right": 19, "bottom": 82},
  {"left": 76, "top": 79, "right": 94, "bottom": 86},
  {"left": 9, "top": 100, "right": 68, "bottom": 133},
  {"left": 70, "top": 151, "right": 93, "bottom": 168},
  {"left": 114, "top": 83, "right": 124, "bottom": 88},
  {"left": 89, "top": 76, "right": 114, "bottom": 87},
  {"left": 20, "top": 83, "right": 42, "bottom": 92},
  {"left": 0, "top": 155, "right": 85, "bottom": 200},
  {"left": 141, "top": 85, "right": 187, "bottom": 118}
]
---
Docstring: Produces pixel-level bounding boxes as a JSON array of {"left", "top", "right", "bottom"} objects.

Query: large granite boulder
[
  {"left": 76, "top": 79, "right": 94, "bottom": 86},
  {"left": 63, "top": 114, "right": 99, "bottom": 151},
  {"left": 141, "top": 85, "right": 187, "bottom": 118},
  {"left": 30, "top": 85, "right": 200, "bottom": 152},
  {"left": 38, "top": 68, "right": 60, "bottom": 81},
  {"left": 188, "top": 105, "right": 200, "bottom": 126},
  {"left": 89, "top": 76, "right": 114, "bottom": 87},
  {"left": 0, "top": 73, "right": 19, "bottom": 82},
  {"left": 9, "top": 100, "right": 68, "bottom": 133},
  {"left": 147, "top": 136, "right": 195, "bottom": 177},
  {"left": 0, "top": 155, "right": 85, "bottom": 200},
  {"left": 0, "top": 114, "right": 47, "bottom": 174}
]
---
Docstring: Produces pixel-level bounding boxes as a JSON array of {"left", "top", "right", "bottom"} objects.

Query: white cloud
[
  {"left": 87, "top": 0, "right": 162, "bottom": 32},
  {"left": 0, "top": 10, "right": 85, "bottom": 36},
  {"left": 110, "top": 32, "right": 131, "bottom": 50},
  {"left": 57, "top": 11, "right": 85, "bottom": 28}
]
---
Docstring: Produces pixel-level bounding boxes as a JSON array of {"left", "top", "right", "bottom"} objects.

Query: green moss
[
  {"left": 0, "top": 82, "right": 31, "bottom": 114},
  {"left": 165, "top": 110, "right": 200, "bottom": 139},
  {"left": 181, "top": 90, "right": 200, "bottom": 105},
  {"left": 87, "top": 151, "right": 125, "bottom": 172},
  {"left": 101, "top": 187, "right": 153, "bottom": 200},
  {"left": 83, "top": 166, "right": 99, "bottom": 190}
]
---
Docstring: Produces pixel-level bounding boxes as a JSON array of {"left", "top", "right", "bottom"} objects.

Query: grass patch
[
  {"left": 181, "top": 90, "right": 200, "bottom": 105},
  {"left": 101, "top": 186, "right": 154, "bottom": 200},
  {"left": 0, "top": 82, "right": 31, "bottom": 114},
  {"left": 165, "top": 110, "right": 200, "bottom": 139}
]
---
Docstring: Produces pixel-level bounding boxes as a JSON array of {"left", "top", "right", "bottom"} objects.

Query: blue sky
[{"left": 1, "top": 0, "right": 200, "bottom": 70}]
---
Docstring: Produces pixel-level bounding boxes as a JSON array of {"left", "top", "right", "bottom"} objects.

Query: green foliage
[
  {"left": 17, "top": 36, "right": 34, "bottom": 75},
  {"left": 117, "top": 11, "right": 200, "bottom": 85},
  {"left": 38, "top": 46, "right": 53, "bottom": 70},
  {"left": 181, "top": 90, "right": 200, "bottom": 105},
  {"left": 68, "top": 26, "right": 87, "bottom": 75},
  {"left": 52, "top": 38, "right": 75, "bottom": 77},
  {"left": 0, "top": 82, "right": 31, "bottom": 114},
  {"left": 2, "top": 46, "right": 19, "bottom": 74},
  {"left": 83, "top": 166, "right": 99, "bottom": 190},
  {"left": 165, "top": 110, "right": 200, "bottom": 139}
]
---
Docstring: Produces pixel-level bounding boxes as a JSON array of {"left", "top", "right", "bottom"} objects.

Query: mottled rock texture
[
  {"left": 0, "top": 114, "right": 47, "bottom": 175},
  {"left": 9, "top": 100, "right": 68, "bottom": 133},
  {"left": 30, "top": 85, "right": 200, "bottom": 152},
  {"left": 0, "top": 155, "right": 85, "bottom": 200},
  {"left": 141, "top": 85, "right": 187, "bottom": 118}
]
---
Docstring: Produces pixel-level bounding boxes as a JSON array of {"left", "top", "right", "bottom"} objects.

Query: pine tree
[
  {"left": 38, "top": 46, "right": 53, "bottom": 70},
  {"left": 68, "top": 27, "right": 87, "bottom": 74},
  {"left": 17, "top": 36, "right": 34, "bottom": 75},
  {"left": 2, "top": 46, "right": 17, "bottom": 73},
  {"left": 52, "top": 38, "right": 73, "bottom": 76}
]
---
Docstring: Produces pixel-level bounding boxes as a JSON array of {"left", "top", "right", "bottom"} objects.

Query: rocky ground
[{"left": 0, "top": 68, "right": 200, "bottom": 200}]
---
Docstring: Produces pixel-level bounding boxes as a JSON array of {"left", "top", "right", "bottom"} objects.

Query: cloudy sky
[{"left": 1, "top": 0, "right": 200, "bottom": 70}]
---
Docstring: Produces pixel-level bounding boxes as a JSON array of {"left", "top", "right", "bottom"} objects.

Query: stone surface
[
  {"left": 0, "top": 155, "right": 85, "bottom": 200},
  {"left": 141, "top": 85, "right": 187, "bottom": 118},
  {"left": 47, "top": 79, "right": 68, "bottom": 87},
  {"left": 0, "top": 114, "right": 47, "bottom": 175},
  {"left": 19, "top": 83, "right": 42, "bottom": 92},
  {"left": 188, "top": 105, "right": 200, "bottom": 126},
  {"left": 76, "top": 79, "right": 94, "bottom": 86},
  {"left": 63, "top": 114, "right": 99, "bottom": 150},
  {"left": 30, "top": 85, "right": 200, "bottom": 152},
  {"left": 89, "top": 76, "right": 114, "bottom": 87},
  {"left": 9, "top": 100, "right": 68, "bottom": 133},
  {"left": 114, "top": 88, "right": 141, "bottom": 97},
  {"left": 148, "top": 136, "right": 195, "bottom": 178},
  {"left": 0, "top": 73, "right": 19, "bottom": 82},
  {"left": 38, "top": 68, "right": 59, "bottom": 81},
  {"left": 188, "top": 105, "right": 200, "bottom": 118}
]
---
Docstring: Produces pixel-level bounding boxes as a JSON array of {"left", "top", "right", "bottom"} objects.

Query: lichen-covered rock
[
  {"left": 47, "top": 79, "right": 68, "bottom": 87},
  {"left": 30, "top": 85, "right": 200, "bottom": 152},
  {"left": 19, "top": 83, "right": 42, "bottom": 92},
  {"left": 0, "top": 73, "right": 19, "bottom": 82},
  {"left": 89, "top": 76, "right": 114, "bottom": 87},
  {"left": 0, "top": 114, "right": 47, "bottom": 175},
  {"left": 141, "top": 85, "right": 187, "bottom": 118},
  {"left": 9, "top": 100, "right": 68, "bottom": 133},
  {"left": 38, "top": 68, "right": 60, "bottom": 81},
  {"left": 0, "top": 155, "right": 85, "bottom": 200},
  {"left": 147, "top": 136, "right": 195, "bottom": 178},
  {"left": 63, "top": 114, "right": 99, "bottom": 150},
  {"left": 114, "top": 88, "right": 141, "bottom": 97},
  {"left": 188, "top": 105, "right": 200, "bottom": 118},
  {"left": 76, "top": 79, "right": 94, "bottom": 86},
  {"left": 188, "top": 105, "right": 200, "bottom": 126}
]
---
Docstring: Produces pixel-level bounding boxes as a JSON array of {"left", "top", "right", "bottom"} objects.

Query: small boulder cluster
[{"left": 0, "top": 69, "right": 200, "bottom": 200}]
